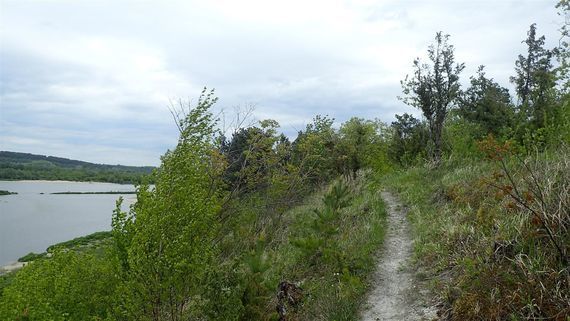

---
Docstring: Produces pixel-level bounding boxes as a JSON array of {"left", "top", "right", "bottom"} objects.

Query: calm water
[{"left": 0, "top": 181, "right": 136, "bottom": 265}]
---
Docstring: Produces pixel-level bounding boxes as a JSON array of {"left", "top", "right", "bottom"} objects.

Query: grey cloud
[{"left": 0, "top": 0, "right": 564, "bottom": 165}]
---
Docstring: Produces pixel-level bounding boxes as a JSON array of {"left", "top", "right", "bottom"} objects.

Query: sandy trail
[{"left": 360, "top": 191, "right": 436, "bottom": 321}]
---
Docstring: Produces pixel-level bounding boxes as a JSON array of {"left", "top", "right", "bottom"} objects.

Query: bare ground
[{"left": 360, "top": 191, "right": 437, "bottom": 321}]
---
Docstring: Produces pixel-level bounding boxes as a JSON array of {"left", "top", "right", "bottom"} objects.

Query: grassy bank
[
  {"left": 17, "top": 231, "right": 113, "bottom": 263},
  {"left": 216, "top": 172, "right": 388, "bottom": 320},
  {"left": 381, "top": 150, "right": 569, "bottom": 320}
]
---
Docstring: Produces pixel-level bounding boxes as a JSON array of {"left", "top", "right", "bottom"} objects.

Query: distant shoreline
[
  {"left": 0, "top": 179, "right": 137, "bottom": 185},
  {"left": 51, "top": 191, "right": 136, "bottom": 194}
]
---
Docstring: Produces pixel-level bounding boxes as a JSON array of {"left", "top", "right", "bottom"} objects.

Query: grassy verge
[
  {"left": 16, "top": 231, "right": 113, "bottom": 263},
  {"left": 221, "top": 171, "right": 388, "bottom": 320},
  {"left": 381, "top": 151, "right": 569, "bottom": 320}
]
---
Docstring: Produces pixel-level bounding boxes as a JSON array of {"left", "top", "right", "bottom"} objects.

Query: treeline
[
  {"left": 0, "top": 151, "right": 154, "bottom": 184},
  {"left": 392, "top": 23, "right": 569, "bottom": 167}
]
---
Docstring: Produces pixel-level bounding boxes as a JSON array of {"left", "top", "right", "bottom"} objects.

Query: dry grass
[{"left": 382, "top": 148, "right": 570, "bottom": 320}]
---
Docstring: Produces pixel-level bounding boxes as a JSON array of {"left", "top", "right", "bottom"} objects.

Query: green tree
[
  {"left": 388, "top": 113, "right": 428, "bottom": 166},
  {"left": 510, "top": 24, "right": 556, "bottom": 132},
  {"left": 0, "top": 251, "right": 118, "bottom": 321},
  {"left": 556, "top": 1, "right": 570, "bottom": 92},
  {"left": 400, "top": 32, "right": 465, "bottom": 165},
  {"left": 112, "top": 88, "right": 237, "bottom": 320},
  {"left": 292, "top": 115, "right": 339, "bottom": 183},
  {"left": 458, "top": 66, "right": 515, "bottom": 137},
  {"left": 337, "top": 117, "right": 385, "bottom": 178}
]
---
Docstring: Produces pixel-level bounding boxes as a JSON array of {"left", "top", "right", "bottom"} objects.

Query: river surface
[{"left": 0, "top": 181, "right": 136, "bottom": 266}]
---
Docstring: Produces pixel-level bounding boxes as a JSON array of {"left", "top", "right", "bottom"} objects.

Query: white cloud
[{"left": 0, "top": 0, "right": 564, "bottom": 165}]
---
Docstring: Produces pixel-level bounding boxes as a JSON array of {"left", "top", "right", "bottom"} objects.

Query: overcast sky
[{"left": 0, "top": 0, "right": 564, "bottom": 166}]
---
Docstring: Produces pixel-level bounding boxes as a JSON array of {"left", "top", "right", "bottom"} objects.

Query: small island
[{"left": 0, "top": 190, "right": 17, "bottom": 196}]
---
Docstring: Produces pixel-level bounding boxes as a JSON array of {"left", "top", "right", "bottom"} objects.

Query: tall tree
[
  {"left": 292, "top": 115, "right": 338, "bottom": 183},
  {"left": 400, "top": 32, "right": 465, "bottom": 165},
  {"left": 510, "top": 24, "right": 556, "bottom": 130},
  {"left": 555, "top": 1, "right": 570, "bottom": 144}
]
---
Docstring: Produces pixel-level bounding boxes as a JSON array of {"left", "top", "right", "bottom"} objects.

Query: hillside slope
[{"left": 0, "top": 151, "right": 154, "bottom": 184}]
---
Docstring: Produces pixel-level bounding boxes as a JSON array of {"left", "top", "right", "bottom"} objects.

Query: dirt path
[{"left": 360, "top": 191, "right": 436, "bottom": 321}]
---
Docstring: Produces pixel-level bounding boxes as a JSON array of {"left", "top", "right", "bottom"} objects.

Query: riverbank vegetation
[
  {"left": 16, "top": 231, "right": 113, "bottom": 263},
  {"left": 0, "top": 190, "right": 16, "bottom": 195},
  {"left": 0, "top": 151, "right": 154, "bottom": 184},
  {"left": 0, "top": 2, "right": 568, "bottom": 320}
]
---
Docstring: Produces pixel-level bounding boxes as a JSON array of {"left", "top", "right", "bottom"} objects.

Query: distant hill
[{"left": 0, "top": 151, "right": 155, "bottom": 184}]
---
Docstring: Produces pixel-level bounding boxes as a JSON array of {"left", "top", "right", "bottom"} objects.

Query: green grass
[
  {"left": 15, "top": 231, "right": 113, "bottom": 263},
  {"left": 46, "top": 231, "right": 112, "bottom": 252},
  {"left": 380, "top": 152, "right": 569, "bottom": 320},
  {"left": 227, "top": 171, "right": 388, "bottom": 320}
]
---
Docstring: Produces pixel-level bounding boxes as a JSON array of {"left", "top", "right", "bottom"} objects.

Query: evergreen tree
[{"left": 510, "top": 24, "right": 556, "bottom": 130}]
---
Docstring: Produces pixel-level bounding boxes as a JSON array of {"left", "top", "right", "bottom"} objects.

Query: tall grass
[
  {"left": 223, "top": 171, "right": 388, "bottom": 320},
  {"left": 382, "top": 149, "right": 569, "bottom": 320}
]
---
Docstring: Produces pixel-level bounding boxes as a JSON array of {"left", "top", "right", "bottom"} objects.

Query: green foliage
[
  {"left": 111, "top": 88, "right": 232, "bottom": 320},
  {"left": 443, "top": 116, "right": 484, "bottom": 160},
  {"left": 240, "top": 238, "right": 275, "bottom": 321},
  {"left": 388, "top": 113, "right": 428, "bottom": 166},
  {"left": 458, "top": 65, "right": 515, "bottom": 138},
  {"left": 511, "top": 24, "right": 556, "bottom": 129},
  {"left": 509, "top": 24, "right": 559, "bottom": 151},
  {"left": 556, "top": 0, "right": 570, "bottom": 92},
  {"left": 17, "top": 252, "right": 46, "bottom": 263},
  {"left": 400, "top": 32, "right": 465, "bottom": 164},
  {"left": 0, "top": 151, "right": 154, "bottom": 184},
  {"left": 337, "top": 117, "right": 388, "bottom": 178},
  {"left": 293, "top": 181, "right": 352, "bottom": 269},
  {"left": 0, "top": 250, "right": 119, "bottom": 321},
  {"left": 381, "top": 147, "right": 570, "bottom": 320},
  {"left": 46, "top": 231, "right": 113, "bottom": 253},
  {"left": 292, "top": 115, "right": 339, "bottom": 183}
]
